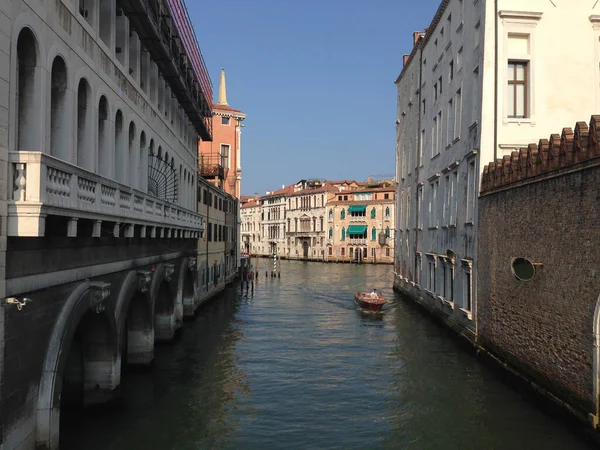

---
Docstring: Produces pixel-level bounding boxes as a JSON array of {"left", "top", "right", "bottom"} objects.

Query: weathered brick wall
[{"left": 478, "top": 116, "right": 600, "bottom": 415}]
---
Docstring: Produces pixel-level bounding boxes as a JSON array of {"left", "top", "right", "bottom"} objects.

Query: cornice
[{"left": 498, "top": 10, "right": 543, "bottom": 21}]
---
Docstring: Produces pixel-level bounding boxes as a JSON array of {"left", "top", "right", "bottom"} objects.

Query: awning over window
[
  {"left": 348, "top": 205, "right": 366, "bottom": 213},
  {"left": 347, "top": 225, "right": 367, "bottom": 234}
]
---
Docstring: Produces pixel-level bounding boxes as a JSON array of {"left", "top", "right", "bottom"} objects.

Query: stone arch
[
  {"left": 150, "top": 263, "right": 177, "bottom": 342},
  {"left": 49, "top": 55, "right": 69, "bottom": 160},
  {"left": 114, "top": 271, "right": 154, "bottom": 366},
  {"left": 128, "top": 121, "right": 137, "bottom": 188},
  {"left": 16, "top": 27, "right": 43, "bottom": 151},
  {"left": 139, "top": 131, "right": 147, "bottom": 192},
  {"left": 36, "top": 281, "right": 117, "bottom": 450},
  {"left": 97, "top": 95, "right": 111, "bottom": 177},
  {"left": 76, "top": 77, "right": 93, "bottom": 170},
  {"left": 114, "top": 109, "right": 125, "bottom": 183}
]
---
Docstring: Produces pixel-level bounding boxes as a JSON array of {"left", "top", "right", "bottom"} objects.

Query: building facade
[
  {"left": 0, "top": 1, "right": 216, "bottom": 448},
  {"left": 199, "top": 69, "right": 246, "bottom": 199},
  {"left": 285, "top": 180, "right": 330, "bottom": 260},
  {"left": 327, "top": 183, "right": 395, "bottom": 264},
  {"left": 240, "top": 195, "right": 261, "bottom": 255},
  {"left": 260, "top": 186, "right": 290, "bottom": 256},
  {"left": 394, "top": 0, "right": 599, "bottom": 338}
]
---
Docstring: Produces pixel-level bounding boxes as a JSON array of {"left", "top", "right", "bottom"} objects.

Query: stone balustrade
[{"left": 8, "top": 151, "right": 203, "bottom": 237}]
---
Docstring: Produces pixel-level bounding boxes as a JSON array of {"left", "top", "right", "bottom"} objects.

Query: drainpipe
[
  {"left": 493, "top": 0, "right": 499, "bottom": 160},
  {"left": 414, "top": 44, "right": 424, "bottom": 284}
]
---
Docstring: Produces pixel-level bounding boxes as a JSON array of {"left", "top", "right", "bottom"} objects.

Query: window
[
  {"left": 341, "top": 228, "right": 345, "bottom": 241},
  {"left": 371, "top": 208, "right": 376, "bottom": 219},
  {"left": 417, "top": 185, "right": 423, "bottom": 229},
  {"left": 385, "top": 207, "right": 390, "bottom": 217},
  {"left": 507, "top": 61, "right": 528, "bottom": 118},
  {"left": 466, "top": 160, "right": 476, "bottom": 223},
  {"left": 385, "top": 227, "right": 390, "bottom": 238},
  {"left": 329, "top": 209, "right": 333, "bottom": 219},
  {"left": 384, "top": 193, "right": 389, "bottom": 199},
  {"left": 462, "top": 261, "right": 473, "bottom": 311},
  {"left": 447, "top": 98, "right": 454, "bottom": 146},
  {"left": 438, "top": 76, "right": 443, "bottom": 94},
  {"left": 329, "top": 227, "right": 333, "bottom": 238},
  {"left": 449, "top": 60, "right": 454, "bottom": 81},
  {"left": 429, "top": 179, "right": 438, "bottom": 228},
  {"left": 221, "top": 116, "right": 230, "bottom": 125}
]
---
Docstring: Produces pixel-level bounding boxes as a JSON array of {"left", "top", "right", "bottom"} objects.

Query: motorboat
[{"left": 354, "top": 291, "right": 386, "bottom": 312}]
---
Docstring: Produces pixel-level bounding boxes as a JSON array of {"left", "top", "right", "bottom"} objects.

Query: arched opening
[
  {"left": 114, "top": 110, "right": 125, "bottom": 183},
  {"left": 16, "top": 28, "right": 41, "bottom": 151},
  {"left": 128, "top": 121, "right": 136, "bottom": 187},
  {"left": 139, "top": 131, "right": 147, "bottom": 191},
  {"left": 50, "top": 56, "right": 68, "bottom": 160},
  {"left": 76, "top": 78, "right": 93, "bottom": 170},
  {"left": 154, "top": 281, "right": 175, "bottom": 342},
  {"left": 147, "top": 139, "right": 154, "bottom": 193},
  {"left": 97, "top": 96, "right": 110, "bottom": 177}
]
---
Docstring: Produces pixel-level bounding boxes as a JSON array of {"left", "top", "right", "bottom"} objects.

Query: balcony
[
  {"left": 347, "top": 238, "right": 367, "bottom": 245},
  {"left": 349, "top": 216, "right": 367, "bottom": 223},
  {"left": 199, "top": 155, "right": 225, "bottom": 181},
  {"left": 8, "top": 152, "right": 203, "bottom": 237}
]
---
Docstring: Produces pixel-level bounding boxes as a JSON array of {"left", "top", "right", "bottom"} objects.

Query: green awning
[
  {"left": 347, "top": 225, "right": 367, "bottom": 234},
  {"left": 348, "top": 205, "right": 366, "bottom": 213}
]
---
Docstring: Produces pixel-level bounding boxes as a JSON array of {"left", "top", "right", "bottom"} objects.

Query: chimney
[
  {"left": 254, "top": 193, "right": 259, "bottom": 200},
  {"left": 367, "top": 176, "right": 372, "bottom": 184},
  {"left": 413, "top": 31, "right": 421, "bottom": 46},
  {"left": 403, "top": 55, "right": 409, "bottom": 67}
]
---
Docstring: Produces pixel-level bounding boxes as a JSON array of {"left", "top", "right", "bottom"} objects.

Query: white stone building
[
  {"left": 259, "top": 186, "right": 290, "bottom": 256},
  {"left": 0, "top": 1, "right": 215, "bottom": 448},
  {"left": 285, "top": 180, "right": 330, "bottom": 260},
  {"left": 240, "top": 195, "right": 262, "bottom": 255},
  {"left": 394, "top": 0, "right": 599, "bottom": 336}
]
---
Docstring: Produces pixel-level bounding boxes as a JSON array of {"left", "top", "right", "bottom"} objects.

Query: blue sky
[{"left": 187, "top": 1, "right": 440, "bottom": 196}]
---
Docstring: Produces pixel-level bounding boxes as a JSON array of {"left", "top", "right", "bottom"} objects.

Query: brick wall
[{"left": 478, "top": 116, "right": 600, "bottom": 415}]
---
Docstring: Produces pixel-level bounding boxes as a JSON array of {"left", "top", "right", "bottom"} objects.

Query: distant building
[
  {"left": 240, "top": 195, "right": 262, "bottom": 254},
  {"left": 394, "top": 0, "right": 599, "bottom": 338},
  {"left": 327, "top": 181, "right": 395, "bottom": 264},
  {"left": 199, "top": 69, "right": 246, "bottom": 200},
  {"left": 260, "top": 186, "right": 291, "bottom": 256}
]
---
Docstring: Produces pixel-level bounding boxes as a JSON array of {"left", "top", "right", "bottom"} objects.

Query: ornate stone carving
[
  {"left": 164, "top": 264, "right": 175, "bottom": 282},
  {"left": 89, "top": 281, "right": 111, "bottom": 314},
  {"left": 137, "top": 270, "right": 152, "bottom": 293},
  {"left": 187, "top": 257, "right": 197, "bottom": 272}
]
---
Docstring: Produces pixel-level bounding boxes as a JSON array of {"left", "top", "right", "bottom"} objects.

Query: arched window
[
  {"left": 371, "top": 227, "right": 377, "bottom": 241},
  {"left": 16, "top": 28, "right": 41, "bottom": 151},
  {"left": 76, "top": 79, "right": 93, "bottom": 170},
  {"left": 128, "top": 121, "right": 136, "bottom": 187},
  {"left": 371, "top": 207, "right": 376, "bottom": 219},
  {"left": 114, "top": 110, "right": 125, "bottom": 183},
  {"left": 329, "top": 209, "right": 333, "bottom": 219},
  {"left": 385, "top": 227, "right": 390, "bottom": 237},
  {"left": 98, "top": 96, "right": 110, "bottom": 177},
  {"left": 341, "top": 209, "right": 345, "bottom": 219},
  {"left": 386, "top": 207, "right": 390, "bottom": 217},
  {"left": 50, "top": 56, "right": 68, "bottom": 160},
  {"left": 328, "top": 227, "right": 333, "bottom": 238},
  {"left": 139, "top": 131, "right": 147, "bottom": 191},
  {"left": 341, "top": 227, "right": 345, "bottom": 241}
]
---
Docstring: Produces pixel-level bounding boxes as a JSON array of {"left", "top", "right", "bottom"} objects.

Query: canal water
[{"left": 62, "top": 260, "right": 594, "bottom": 450}]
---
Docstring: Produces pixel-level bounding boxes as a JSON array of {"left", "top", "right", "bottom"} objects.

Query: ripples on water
[{"left": 63, "top": 260, "right": 594, "bottom": 450}]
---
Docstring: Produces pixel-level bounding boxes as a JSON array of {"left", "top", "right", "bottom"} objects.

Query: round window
[{"left": 511, "top": 257, "right": 536, "bottom": 281}]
